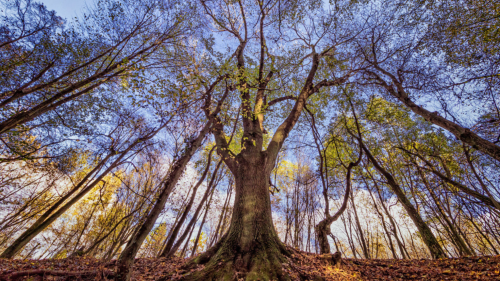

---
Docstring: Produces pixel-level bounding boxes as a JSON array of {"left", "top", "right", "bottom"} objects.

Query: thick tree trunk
[
  {"left": 183, "top": 152, "right": 289, "bottom": 281},
  {"left": 315, "top": 220, "right": 332, "bottom": 254}
]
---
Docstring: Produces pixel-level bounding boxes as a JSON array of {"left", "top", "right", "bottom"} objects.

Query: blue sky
[{"left": 40, "top": 0, "right": 87, "bottom": 20}]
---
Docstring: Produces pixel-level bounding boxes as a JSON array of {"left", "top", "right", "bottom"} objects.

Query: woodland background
[{"left": 0, "top": 0, "right": 499, "bottom": 279}]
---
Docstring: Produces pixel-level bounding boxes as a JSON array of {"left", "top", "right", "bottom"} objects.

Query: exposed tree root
[
  {"left": 161, "top": 235, "right": 344, "bottom": 281},
  {"left": 158, "top": 233, "right": 288, "bottom": 281}
]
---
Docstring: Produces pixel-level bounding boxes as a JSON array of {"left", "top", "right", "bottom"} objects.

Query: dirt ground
[{"left": 0, "top": 251, "right": 499, "bottom": 280}]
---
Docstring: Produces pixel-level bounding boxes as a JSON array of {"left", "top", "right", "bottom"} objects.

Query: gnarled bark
[{"left": 180, "top": 152, "right": 290, "bottom": 281}]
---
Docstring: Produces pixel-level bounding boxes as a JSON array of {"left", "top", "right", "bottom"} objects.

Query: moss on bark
[{"left": 175, "top": 153, "right": 293, "bottom": 280}]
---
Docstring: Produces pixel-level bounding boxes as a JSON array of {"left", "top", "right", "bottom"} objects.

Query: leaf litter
[{"left": 0, "top": 252, "right": 499, "bottom": 280}]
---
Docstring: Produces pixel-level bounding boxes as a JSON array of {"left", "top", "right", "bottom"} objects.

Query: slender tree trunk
[
  {"left": 191, "top": 183, "right": 216, "bottom": 257},
  {"left": 462, "top": 146, "right": 500, "bottom": 210},
  {"left": 180, "top": 220, "right": 197, "bottom": 258},
  {"left": 163, "top": 161, "right": 222, "bottom": 258},
  {"left": 83, "top": 209, "right": 138, "bottom": 257},
  {"left": 366, "top": 181, "right": 398, "bottom": 259},
  {"left": 208, "top": 182, "right": 232, "bottom": 247},
  {"left": 329, "top": 234, "right": 341, "bottom": 254},
  {"left": 115, "top": 121, "right": 212, "bottom": 281},
  {"left": 416, "top": 166, "right": 473, "bottom": 256},
  {"left": 315, "top": 147, "right": 362, "bottom": 254},
  {"left": 408, "top": 150, "right": 500, "bottom": 210},
  {"left": 104, "top": 220, "right": 134, "bottom": 260},
  {"left": 371, "top": 70, "right": 500, "bottom": 162},
  {"left": 157, "top": 193, "right": 191, "bottom": 257},
  {"left": 0, "top": 151, "right": 124, "bottom": 259},
  {"left": 369, "top": 173, "right": 408, "bottom": 259},
  {"left": 361, "top": 142, "right": 446, "bottom": 259},
  {"left": 350, "top": 191, "right": 370, "bottom": 259},
  {"left": 159, "top": 155, "right": 216, "bottom": 257},
  {"left": 162, "top": 160, "right": 222, "bottom": 258},
  {"left": 345, "top": 212, "right": 359, "bottom": 259}
]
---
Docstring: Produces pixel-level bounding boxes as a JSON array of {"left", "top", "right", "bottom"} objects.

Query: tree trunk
[
  {"left": 191, "top": 190, "right": 213, "bottom": 257},
  {"left": 365, "top": 180, "right": 398, "bottom": 259},
  {"left": 0, "top": 123, "right": 163, "bottom": 259},
  {"left": 315, "top": 148, "right": 362, "bottom": 254},
  {"left": 407, "top": 150, "right": 500, "bottom": 210},
  {"left": 417, "top": 166, "right": 473, "bottom": 256},
  {"left": 361, "top": 142, "right": 447, "bottom": 259},
  {"left": 158, "top": 153, "right": 215, "bottom": 257},
  {"left": 0, "top": 155, "right": 120, "bottom": 259},
  {"left": 208, "top": 182, "right": 233, "bottom": 248},
  {"left": 115, "top": 121, "right": 212, "bottom": 281},
  {"left": 180, "top": 221, "right": 196, "bottom": 258},
  {"left": 371, "top": 70, "right": 500, "bottom": 162},
  {"left": 184, "top": 152, "right": 288, "bottom": 280},
  {"left": 316, "top": 220, "right": 333, "bottom": 255},
  {"left": 162, "top": 160, "right": 222, "bottom": 258},
  {"left": 350, "top": 191, "right": 370, "bottom": 259}
]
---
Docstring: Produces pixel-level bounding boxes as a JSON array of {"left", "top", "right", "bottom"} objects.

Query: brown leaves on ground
[
  {"left": 0, "top": 257, "right": 187, "bottom": 281},
  {"left": 0, "top": 254, "right": 499, "bottom": 280},
  {"left": 283, "top": 249, "right": 359, "bottom": 280},
  {"left": 342, "top": 255, "right": 500, "bottom": 280}
]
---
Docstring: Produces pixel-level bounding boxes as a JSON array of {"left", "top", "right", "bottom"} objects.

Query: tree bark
[
  {"left": 158, "top": 151, "right": 215, "bottom": 257},
  {"left": 162, "top": 160, "right": 222, "bottom": 258},
  {"left": 361, "top": 142, "right": 447, "bottom": 259},
  {"left": 115, "top": 121, "right": 212, "bottom": 281},
  {"left": 369, "top": 68, "right": 500, "bottom": 162},
  {"left": 184, "top": 152, "right": 288, "bottom": 280}
]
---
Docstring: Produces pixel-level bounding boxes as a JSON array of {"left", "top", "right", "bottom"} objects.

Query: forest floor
[{"left": 0, "top": 250, "right": 499, "bottom": 280}]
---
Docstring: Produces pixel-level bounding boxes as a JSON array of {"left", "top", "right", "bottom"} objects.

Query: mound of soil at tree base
[{"left": 0, "top": 252, "right": 499, "bottom": 280}]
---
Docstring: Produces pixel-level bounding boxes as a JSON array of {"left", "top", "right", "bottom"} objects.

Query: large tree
[{"left": 171, "top": 0, "right": 355, "bottom": 279}]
